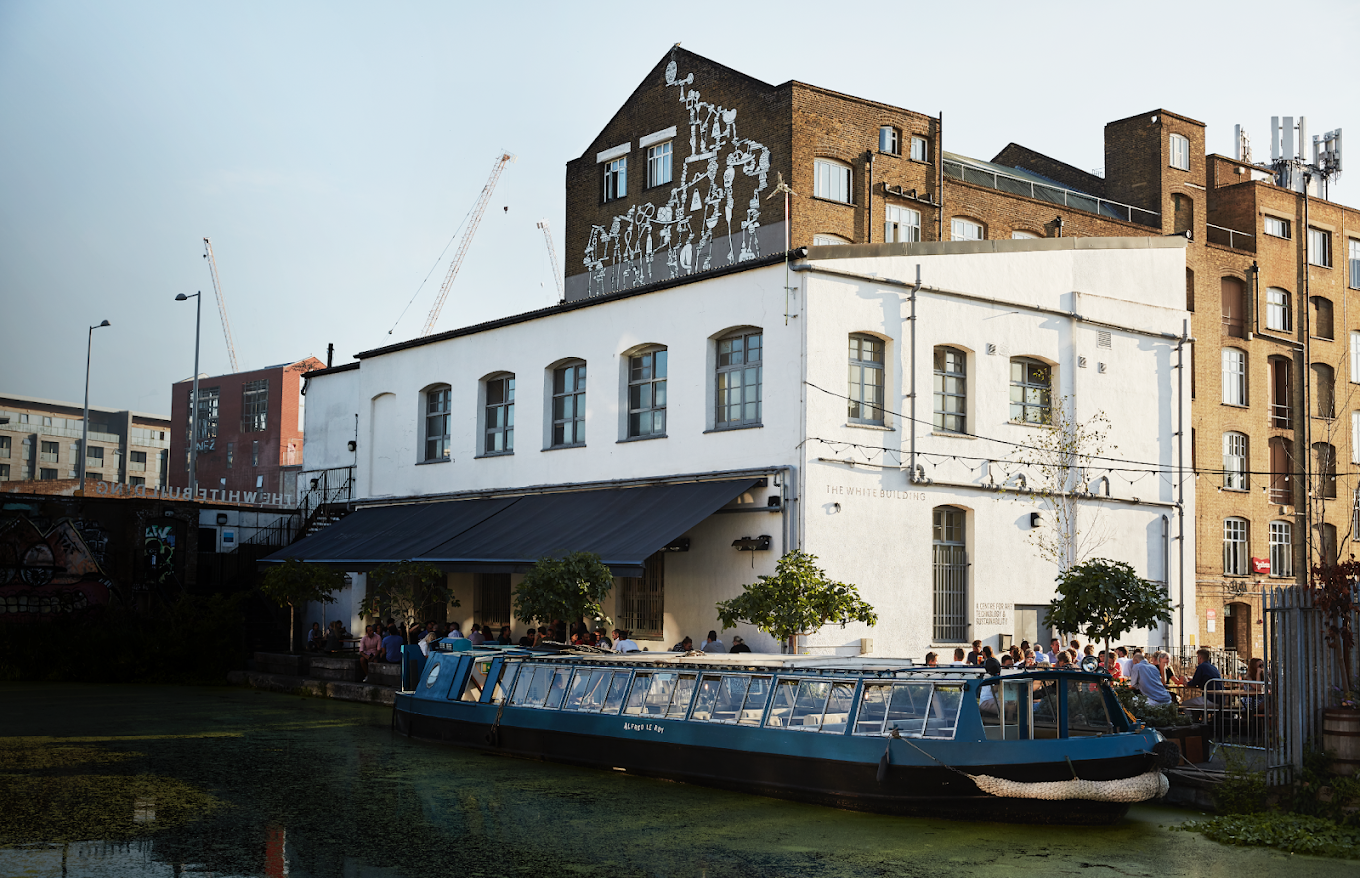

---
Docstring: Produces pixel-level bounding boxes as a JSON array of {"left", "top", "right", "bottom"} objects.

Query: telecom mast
[
  {"left": 537, "top": 220, "right": 563, "bottom": 302},
  {"left": 421, "top": 152, "right": 517, "bottom": 336},
  {"left": 202, "top": 237, "right": 240, "bottom": 372}
]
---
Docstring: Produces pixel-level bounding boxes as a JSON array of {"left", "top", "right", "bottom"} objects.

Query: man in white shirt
[
  {"left": 612, "top": 629, "right": 640, "bottom": 653},
  {"left": 1115, "top": 646, "right": 1132, "bottom": 678},
  {"left": 700, "top": 630, "right": 726, "bottom": 653}
]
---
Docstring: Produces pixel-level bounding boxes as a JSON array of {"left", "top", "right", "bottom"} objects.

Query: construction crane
[
  {"left": 202, "top": 237, "right": 240, "bottom": 372},
  {"left": 537, "top": 220, "right": 563, "bottom": 302},
  {"left": 421, "top": 152, "right": 516, "bottom": 336}
]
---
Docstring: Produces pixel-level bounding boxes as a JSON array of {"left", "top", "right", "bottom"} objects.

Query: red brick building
[{"left": 169, "top": 358, "right": 322, "bottom": 503}]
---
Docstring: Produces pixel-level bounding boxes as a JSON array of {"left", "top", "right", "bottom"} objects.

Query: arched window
[
  {"left": 715, "top": 329, "right": 762, "bottom": 428},
  {"left": 1312, "top": 442, "right": 1337, "bottom": 499},
  {"left": 848, "top": 334, "right": 886, "bottom": 424},
  {"left": 884, "top": 205, "right": 921, "bottom": 243},
  {"left": 1223, "top": 518, "right": 1249, "bottom": 575},
  {"left": 812, "top": 234, "right": 850, "bottom": 246},
  {"left": 1009, "top": 358, "right": 1051, "bottom": 425},
  {"left": 423, "top": 384, "right": 451, "bottom": 462},
  {"left": 1312, "top": 363, "right": 1335, "bottom": 419},
  {"left": 1311, "top": 296, "right": 1334, "bottom": 340},
  {"left": 627, "top": 347, "right": 667, "bottom": 438},
  {"left": 950, "top": 217, "right": 984, "bottom": 241},
  {"left": 1266, "top": 287, "right": 1291, "bottom": 331},
  {"left": 1011, "top": 230, "right": 1041, "bottom": 240},
  {"left": 1268, "top": 437, "right": 1292, "bottom": 505},
  {"left": 1222, "top": 432, "right": 1247, "bottom": 490},
  {"left": 1221, "top": 348, "right": 1247, "bottom": 406},
  {"left": 551, "top": 360, "right": 587, "bottom": 447},
  {"left": 1169, "top": 133, "right": 1190, "bottom": 170},
  {"left": 814, "top": 158, "right": 853, "bottom": 203},
  {"left": 933, "top": 346, "right": 966, "bottom": 433},
  {"left": 483, "top": 374, "right": 515, "bottom": 455},
  {"left": 1269, "top": 356, "right": 1292, "bottom": 428},
  {"left": 1172, "top": 193, "right": 1194, "bottom": 236},
  {"left": 932, "top": 506, "right": 967, "bottom": 643},
  {"left": 1221, "top": 277, "right": 1246, "bottom": 338},
  {"left": 1269, "top": 521, "right": 1293, "bottom": 577}
]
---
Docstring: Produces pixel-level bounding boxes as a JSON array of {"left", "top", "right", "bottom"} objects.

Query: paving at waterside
[{"left": 0, "top": 684, "right": 1347, "bottom": 877}]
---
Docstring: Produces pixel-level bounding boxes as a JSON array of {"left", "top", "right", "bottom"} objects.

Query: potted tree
[
  {"left": 512, "top": 551, "right": 615, "bottom": 638},
  {"left": 715, "top": 551, "right": 877, "bottom": 654},
  {"left": 259, "top": 559, "right": 344, "bottom": 676},
  {"left": 1311, "top": 558, "right": 1360, "bottom": 775},
  {"left": 360, "top": 560, "right": 457, "bottom": 632}
]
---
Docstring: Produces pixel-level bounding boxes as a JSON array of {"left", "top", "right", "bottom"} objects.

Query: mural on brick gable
[{"left": 582, "top": 60, "right": 772, "bottom": 298}]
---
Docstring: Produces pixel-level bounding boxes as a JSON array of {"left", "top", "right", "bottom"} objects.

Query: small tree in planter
[
  {"left": 1043, "top": 557, "right": 1172, "bottom": 664},
  {"left": 715, "top": 551, "right": 877, "bottom": 654},
  {"left": 1310, "top": 558, "right": 1358, "bottom": 702},
  {"left": 512, "top": 551, "right": 615, "bottom": 634},
  {"left": 360, "top": 561, "right": 457, "bottom": 630},
  {"left": 259, "top": 558, "right": 344, "bottom": 653}
]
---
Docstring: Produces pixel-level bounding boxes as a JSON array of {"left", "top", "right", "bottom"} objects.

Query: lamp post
[
  {"left": 80, "top": 320, "right": 112, "bottom": 495},
  {"left": 176, "top": 292, "right": 201, "bottom": 499}
]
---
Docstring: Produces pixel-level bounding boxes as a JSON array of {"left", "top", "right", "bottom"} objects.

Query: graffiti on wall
[
  {"left": 583, "top": 59, "right": 772, "bottom": 297},
  {"left": 144, "top": 524, "right": 176, "bottom": 588},
  {"left": 0, "top": 517, "right": 112, "bottom": 619}
]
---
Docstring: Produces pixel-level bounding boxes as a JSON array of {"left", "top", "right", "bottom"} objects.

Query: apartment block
[{"left": 0, "top": 393, "right": 171, "bottom": 488}]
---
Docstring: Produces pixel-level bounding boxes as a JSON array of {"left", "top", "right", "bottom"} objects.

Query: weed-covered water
[{"left": 0, "top": 683, "right": 1345, "bottom": 877}]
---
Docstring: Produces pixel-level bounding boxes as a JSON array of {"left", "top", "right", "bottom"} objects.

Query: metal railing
[
  {"left": 1180, "top": 679, "right": 1269, "bottom": 754},
  {"left": 1269, "top": 403, "right": 1292, "bottom": 430},
  {"left": 942, "top": 158, "right": 1161, "bottom": 228},
  {"left": 1207, "top": 223, "right": 1256, "bottom": 252}
]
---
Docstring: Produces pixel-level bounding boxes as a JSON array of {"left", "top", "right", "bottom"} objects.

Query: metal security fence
[{"left": 942, "top": 159, "right": 1161, "bottom": 228}]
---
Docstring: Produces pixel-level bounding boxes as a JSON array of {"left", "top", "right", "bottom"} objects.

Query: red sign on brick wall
[{"left": 1251, "top": 557, "right": 1270, "bottom": 574}]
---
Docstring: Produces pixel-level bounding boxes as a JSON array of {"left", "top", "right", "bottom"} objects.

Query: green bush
[{"left": 1175, "top": 814, "right": 1359, "bottom": 859}]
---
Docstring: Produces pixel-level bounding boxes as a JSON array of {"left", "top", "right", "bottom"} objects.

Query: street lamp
[
  {"left": 176, "top": 292, "right": 201, "bottom": 499},
  {"left": 80, "top": 320, "right": 112, "bottom": 495}
]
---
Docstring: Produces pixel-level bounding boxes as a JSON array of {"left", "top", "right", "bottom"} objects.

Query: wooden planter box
[
  {"left": 1322, "top": 708, "right": 1360, "bottom": 777},
  {"left": 1156, "top": 723, "right": 1210, "bottom": 765}
]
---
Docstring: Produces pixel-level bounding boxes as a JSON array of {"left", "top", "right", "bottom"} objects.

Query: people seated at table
[
  {"left": 1180, "top": 649, "right": 1222, "bottom": 709},
  {"left": 612, "top": 629, "right": 640, "bottom": 653},
  {"left": 700, "top": 631, "right": 725, "bottom": 653},
  {"left": 358, "top": 624, "right": 381, "bottom": 679},
  {"left": 468, "top": 624, "right": 486, "bottom": 646},
  {"left": 381, "top": 625, "right": 405, "bottom": 663},
  {"left": 324, "top": 620, "right": 348, "bottom": 654},
  {"left": 728, "top": 636, "right": 751, "bottom": 654},
  {"left": 1127, "top": 649, "right": 1172, "bottom": 705},
  {"left": 306, "top": 622, "right": 324, "bottom": 652}
]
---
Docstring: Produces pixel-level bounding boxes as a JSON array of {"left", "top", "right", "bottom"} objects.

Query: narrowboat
[{"left": 393, "top": 649, "right": 1176, "bottom": 824}]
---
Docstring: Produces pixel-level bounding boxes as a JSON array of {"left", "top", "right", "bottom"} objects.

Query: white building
[{"left": 288, "top": 237, "right": 1195, "bottom": 658}]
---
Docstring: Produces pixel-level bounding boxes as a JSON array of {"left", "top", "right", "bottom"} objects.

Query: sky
[{"left": 2, "top": 1, "right": 1357, "bottom": 416}]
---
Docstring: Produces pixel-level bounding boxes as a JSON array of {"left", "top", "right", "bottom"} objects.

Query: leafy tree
[
  {"left": 715, "top": 551, "right": 877, "bottom": 654},
  {"left": 360, "top": 561, "right": 456, "bottom": 629},
  {"left": 1043, "top": 558, "right": 1172, "bottom": 661},
  {"left": 512, "top": 551, "right": 615, "bottom": 631},
  {"left": 259, "top": 559, "right": 344, "bottom": 653},
  {"left": 1310, "top": 558, "right": 1358, "bottom": 698}
]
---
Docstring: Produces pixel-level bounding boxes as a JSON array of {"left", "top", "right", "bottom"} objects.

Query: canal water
[{"left": 0, "top": 683, "right": 1345, "bottom": 877}]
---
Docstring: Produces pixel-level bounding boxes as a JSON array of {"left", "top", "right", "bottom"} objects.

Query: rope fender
[{"left": 967, "top": 769, "right": 1169, "bottom": 803}]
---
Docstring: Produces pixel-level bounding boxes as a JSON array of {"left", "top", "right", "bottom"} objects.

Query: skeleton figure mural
[{"left": 583, "top": 60, "right": 772, "bottom": 297}]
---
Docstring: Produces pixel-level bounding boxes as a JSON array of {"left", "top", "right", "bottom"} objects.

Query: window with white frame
[
  {"left": 551, "top": 362, "right": 586, "bottom": 447},
  {"left": 715, "top": 330, "right": 762, "bottom": 428},
  {"left": 1223, "top": 432, "right": 1248, "bottom": 490},
  {"left": 933, "top": 346, "right": 966, "bottom": 433},
  {"left": 848, "top": 334, "right": 886, "bottom": 424},
  {"left": 604, "top": 157, "right": 627, "bottom": 202},
  {"left": 484, "top": 374, "right": 515, "bottom": 454},
  {"left": 1265, "top": 287, "right": 1291, "bottom": 332},
  {"left": 879, "top": 126, "right": 900, "bottom": 155},
  {"left": 627, "top": 347, "right": 667, "bottom": 438},
  {"left": 951, "top": 218, "right": 983, "bottom": 241},
  {"left": 1223, "top": 518, "right": 1249, "bottom": 575},
  {"left": 1169, "top": 133, "right": 1190, "bottom": 170},
  {"left": 812, "top": 234, "right": 850, "bottom": 246},
  {"left": 1009, "top": 358, "right": 1051, "bottom": 425},
  {"left": 1309, "top": 227, "right": 1332, "bottom": 267},
  {"left": 1269, "top": 521, "right": 1292, "bottom": 577},
  {"left": 1352, "top": 411, "right": 1360, "bottom": 462},
  {"left": 1264, "top": 216, "right": 1290, "bottom": 239},
  {"left": 1011, "top": 230, "right": 1041, "bottom": 240},
  {"left": 813, "top": 159, "right": 852, "bottom": 203},
  {"left": 884, "top": 205, "right": 920, "bottom": 243},
  {"left": 424, "top": 385, "right": 451, "bottom": 461},
  {"left": 1349, "top": 238, "right": 1360, "bottom": 289},
  {"left": 646, "top": 141, "right": 672, "bottom": 188},
  {"left": 1222, "top": 348, "right": 1247, "bottom": 406},
  {"left": 1349, "top": 332, "right": 1360, "bottom": 383},
  {"left": 910, "top": 135, "right": 928, "bottom": 162},
  {"left": 932, "top": 506, "right": 968, "bottom": 642}
]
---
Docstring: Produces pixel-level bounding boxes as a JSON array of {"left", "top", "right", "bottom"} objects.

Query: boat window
[
  {"left": 579, "top": 669, "right": 615, "bottom": 711},
  {"left": 789, "top": 680, "right": 832, "bottom": 731},
  {"left": 738, "top": 675, "right": 772, "bottom": 725},
  {"left": 691, "top": 675, "right": 723, "bottom": 722},
  {"left": 666, "top": 673, "right": 698, "bottom": 719},
  {"left": 1032, "top": 679, "right": 1061, "bottom": 738},
  {"left": 765, "top": 679, "right": 800, "bottom": 728},
  {"left": 924, "top": 685, "right": 963, "bottom": 738},
  {"left": 819, "top": 681, "right": 855, "bottom": 734},
  {"left": 543, "top": 667, "right": 571, "bottom": 710},
  {"left": 1066, "top": 678, "right": 1115, "bottom": 736},
  {"left": 600, "top": 671, "right": 630, "bottom": 714},
  {"left": 461, "top": 659, "right": 491, "bottom": 702},
  {"left": 423, "top": 660, "right": 442, "bottom": 690},
  {"left": 563, "top": 669, "right": 598, "bottom": 711},
  {"left": 998, "top": 679, "right": 1033, "bottom": 740},
  {"left": 642, "top": 672, "right": 678, "bottom": 716},
  {"left": 854, "top": 683, "right": 891, "bottom": 735},
  {"left": 885, "top": 683, "right": 931, "bottom": 737},
  {"left": 622, "top": 672, "right": 652, "bottom": 715},
  {"left": 491, "top": 663, "right": 520, "bottom": 704},
  {"left": 509, "top": 665, "right": 545, "bottom": 706},
  {"left": 709, "top": 675, "right": 750, "bottom": 723}
]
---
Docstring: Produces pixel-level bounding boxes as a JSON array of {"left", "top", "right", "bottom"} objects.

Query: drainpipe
[
  {"left": 908, "top": 265, "right": 923, "bottom": 481},
  {"left": 866, "top": 150, "right": 874, "bottom": 243},
  {"left": 936, "top": 112, "right": 944, "bottom": 241},
  {"left": 1301, "top": 173, "right": 1312, "bottom": 584},
  {"left": 1176, "top": 319, "right": 1189, "bottom": 651},
  {"left": 1162, "top": 514, "right": 1172, "bottom": 649}
]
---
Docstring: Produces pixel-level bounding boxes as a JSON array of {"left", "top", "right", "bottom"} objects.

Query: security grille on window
[
  {"left": 813, "top": 159, "right": 852, "bottom": 203},
  {"left": 1008, "top": 358, "right": 1051, "bottom": 424},
  {"left": 241, "top": 379, "right": 268, "bottom": 432},
  {"left": 646, "top": 142, "right": 672, "bottom": 188},
  {"left": 1223, "top": 432, "right": 1247, "bottom": 490},
  {"left": 552, "top": 363, "right": 586, "bottom": 447},
  {"left": 1269, "top": 521, "right": 1292, "bottom": 577},
  {"left": 716, "top": 331, "right": 762, "bottom": 428},
  {"left": 474, "top": 573, "right": 512, "bottom": 629},
  {"left": 932, "top": 506, "right": 967, "bottom": 642},
  {"left": 194, "top": 387, "right": 220, "bottom": 447},
  {"left": 617, "top": 552, "right": 664, "bottom": 639},
  {"left": 879, "top": 126, "right": 900, "bottom": 155},
  {"left": 1309, "top": 227, "right": 1332, "bottom": 267},
  {"left": 1222, "top": 348, "right": 1247, "bottom": 406},
  {"left": 848, "top": 335, "right": 885, "bottom": 424},
  {"left": 951, "top": 218, "right": 983, "bottom": 241},
  {"left": 424, "top": 386, "right": 451, "bottom": 461},
  {"left": 628, "top": 348, "right": 667, "bottom": 437},
  {"left": 1223, "top": 518, "right": 1248, "bottom": 575},
  {"left": 1169, "top": 133, "right": 1190, "bottom": 170},
  {"left": 40, "top": 441, "right": 58, "bottom": 463},
  {"left": 910, "top": 136, "right": 928, "bottom": 162},
  {"left": 484, "top": 375, "right": 515, "bottom": 454},
  {"left": 933, "top": 346, "right": 966, "bottom": 433},
  {"left": 884, "top": 205, "right": 921, "bottom": 243},
  {"left": 1264, "top": 216, "right": 1290, "bottom": 239},
  {"left": 604, "top": 157, "right": 627, "bottom": 202},
  {"left": 1266, "top": 288, "right": 1291, "bottom": 331}
]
